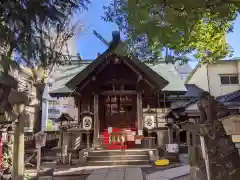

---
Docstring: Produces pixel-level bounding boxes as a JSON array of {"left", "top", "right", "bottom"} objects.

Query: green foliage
[
  {"left": 24, "top": 173, "right": 31, "bottom": 180},
  {"left": 103, "top": 0, "right": 239, "bottom": 63}
]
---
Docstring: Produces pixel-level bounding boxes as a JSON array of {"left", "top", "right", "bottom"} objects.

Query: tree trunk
[
  {"left": 12, "top": 113, "right": 25, "bottom": 180},
  {"left": 35, "top": 83, "right": 46, "bottom": 133},
  {"left": 191, "top": 93, "right": 240, "bottom": 180}
]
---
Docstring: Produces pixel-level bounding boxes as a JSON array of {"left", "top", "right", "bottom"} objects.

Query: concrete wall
[
  {"left": 188, "top": 64, "right": 209, "bottom": 92},
  {"left": 207, "top": 61, "right": 240, "bottom": 97},
  {"left": 188, "top": 61, "right": 240, "bottom": 97}
]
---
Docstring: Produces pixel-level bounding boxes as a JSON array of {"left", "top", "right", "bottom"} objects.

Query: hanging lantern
[{"left": 1, "top": 132, "right": 8, "bottom": 143}]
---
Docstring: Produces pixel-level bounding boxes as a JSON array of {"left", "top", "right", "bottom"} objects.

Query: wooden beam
[
  {"left": 123, "top": 58, "right": 155, "bottom": 89},
  {"left": 93, "top": 94, "right": 99, "bottom": 146},
  {"left": 100, "top": 90, "right": 137, "bottom": 96},
  {"left": 77, "top": 62, "right": 107, "bottom": 93},
  {"left": 137, "top": 92, "right": 143, "bottom": 134},
  {"left": 77, "top": 77, "right": 93, "bottom": 93},
  {"left": 100, "top": 79, "right": 136, "bottom": 85}
]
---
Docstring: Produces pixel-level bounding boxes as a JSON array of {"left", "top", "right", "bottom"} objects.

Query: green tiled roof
[
  {"left": 49, "top": 61, "right": 186, "bottom": 95},
  {"left": 49, "top": 63, "right": 90, "bottom": 95},
  {"left": 146, "top": 63, "right": 186, "bottom": 92}
]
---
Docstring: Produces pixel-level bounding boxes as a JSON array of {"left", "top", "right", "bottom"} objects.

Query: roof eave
[{"left": 66, "top": 31, "right": 121, "bottom": 90}]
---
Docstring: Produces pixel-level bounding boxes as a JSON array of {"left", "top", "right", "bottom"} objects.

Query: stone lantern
[
  {"left": 8, "top": 89, "right": 30, "bottom": 180},
  {"left": 35, "top": 131, "right": 47, "bottom": 148}
]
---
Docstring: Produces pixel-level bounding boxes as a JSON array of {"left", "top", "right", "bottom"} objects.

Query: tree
[
  {"left": 0, "top": 1, "right": 89, "bottom": 179},
  {"left": 103, "top": 0, "right": 239, "bottom": 63}
]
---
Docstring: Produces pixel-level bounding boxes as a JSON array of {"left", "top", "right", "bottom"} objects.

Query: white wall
[
  {"left": 208, "top": 61, "right": 240, "bottom": 97},
  {"left": 187, "top": 61, "right": 240, "bottom": 97},
  {"left": 188, "top": 64, "right": 209, "bottom": 92}
]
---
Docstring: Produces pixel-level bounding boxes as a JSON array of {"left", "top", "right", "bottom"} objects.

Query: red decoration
[{"left": 104, "top": 128, "right": 137, "bottom": 150}]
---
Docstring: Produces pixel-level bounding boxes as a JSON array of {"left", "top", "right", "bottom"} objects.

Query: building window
[{"left": 220, "top": 75, "right": 239, "bottom": 85}]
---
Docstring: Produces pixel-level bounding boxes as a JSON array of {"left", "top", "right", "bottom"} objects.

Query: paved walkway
[
  {"left": 85, "top": 168, "right": 143, "bottom": 180},
  {"left": 84, "top": 165, "right": 190, "bottom": 180},
  {"left": 146, "top": 165, "right": 190, "bottom": 180}
]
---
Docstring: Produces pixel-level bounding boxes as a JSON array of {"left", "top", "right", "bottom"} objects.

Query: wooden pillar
[
  {"left": 176, "top": 130, "right": 181, "bottom": 144},
  {"left": 137, "top": 92, "right": 143, "bottom": 134},
  {"left": 168, "top": 127, "right": 173, "bottom": 144},
  {"left": 93, "top": 94, "right": 99, "bottom": 146},
  {"left": 78, "top": 99, "right": 81, "bottom": 124},
  {"left": 87, "top": 132, "right": 90, "bottom": 148},
  {"left": 187, "top": 131, "right": 191, "bottom": 156}
]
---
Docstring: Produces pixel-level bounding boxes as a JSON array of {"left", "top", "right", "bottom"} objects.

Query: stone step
[
  {"left": 88, "top": 150, "right": 149, "bottom": 156},
  {"left": 86, "top": 149, "right": 153, "bottom": 166},
  {"left": 87, "top": 159, "right": 150, "bottom": 166},
  {"left": 88, "top": 154, "right": 149, "bottom": 161}
]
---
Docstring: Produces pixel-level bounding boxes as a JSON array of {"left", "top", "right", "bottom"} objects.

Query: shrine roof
[
  {"left": 49, "top": 62, "right": 90, "bottom": 96},
  {"left": 217, "top": 90, "right": 240, "bottom": 103},
  {"left": 49, "top": 60, "right": 186, "bottom": 96},
  {"left": 49, "top": 32, "right": 186, "bottom": 96},
  {"left": 145, "top": 62, "right": 186, "bottom": 92}
]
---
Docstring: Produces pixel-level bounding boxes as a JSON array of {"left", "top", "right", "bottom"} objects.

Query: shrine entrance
[{"left": 102, "top": 94, "right": 136, "bottom": 130}]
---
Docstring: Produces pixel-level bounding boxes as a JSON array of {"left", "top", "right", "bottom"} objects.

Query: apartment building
[
  {"left": 186, "top": 59, "right": 240, "bottom": 97},
  {"left": 183, "top": 58, "right": 240, "bottom": 116}
]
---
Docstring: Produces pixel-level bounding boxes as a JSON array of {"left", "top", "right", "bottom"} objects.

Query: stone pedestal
[
  {"left": 156, "top": 130, "right": 169, "bottom": 149},
  {"left": 62, "top": 131, "right": 69, "bottom": 155}
]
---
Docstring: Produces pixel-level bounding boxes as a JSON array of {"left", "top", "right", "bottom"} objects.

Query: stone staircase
[{"left": 86, "top": 149, "right": 153, "bottom": 166}]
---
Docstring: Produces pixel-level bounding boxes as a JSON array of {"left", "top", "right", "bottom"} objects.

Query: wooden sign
[{"left": 220, "top": 115, "right": 240, "bottom": 135}]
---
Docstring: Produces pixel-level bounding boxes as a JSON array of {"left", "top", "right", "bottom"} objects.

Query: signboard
[
  {"left": 220, "top": 115, "right": 240, "bottom": 135},
  {"left": 166, "top": 144, "right": 179, "bottom": 153},
  {"left": 200, "top": 136, "right": 211, "bottom": 180}
]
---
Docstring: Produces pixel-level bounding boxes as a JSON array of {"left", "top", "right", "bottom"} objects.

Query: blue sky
[{"left": 77, "top": 0, "right": 240, "bottom": 68}]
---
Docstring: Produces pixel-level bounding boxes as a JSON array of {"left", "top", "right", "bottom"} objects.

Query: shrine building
[{"left": 48, "top": 31, "right": 187, "bottom": 150}]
